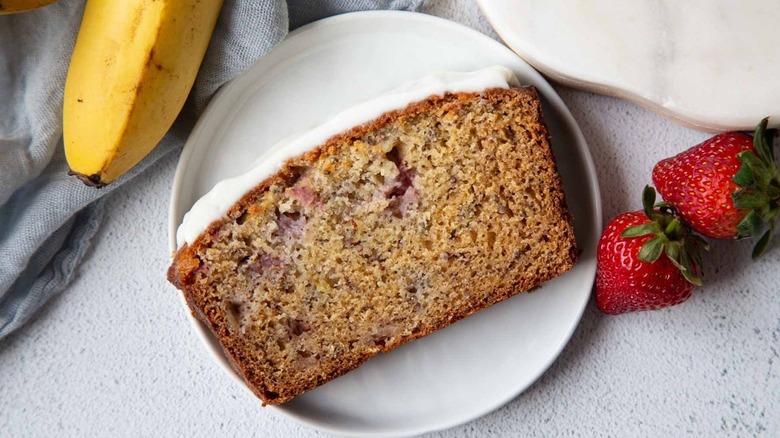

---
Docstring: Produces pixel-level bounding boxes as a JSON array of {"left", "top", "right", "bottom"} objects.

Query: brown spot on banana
[
  {"left": 68, "top": 171, "right": 107, "bottom": 188},
  {"left": 145, "top": 48, "right": 164, "bottom": 71}
]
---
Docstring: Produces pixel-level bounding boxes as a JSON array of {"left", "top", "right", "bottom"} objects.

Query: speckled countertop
[{"left": 1, "top": 1, "right": 777, "bottom": 437}]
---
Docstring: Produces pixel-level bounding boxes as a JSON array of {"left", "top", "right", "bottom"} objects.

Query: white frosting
[{"left": 176, "top": 65, "right": 520, "bottom": 248}]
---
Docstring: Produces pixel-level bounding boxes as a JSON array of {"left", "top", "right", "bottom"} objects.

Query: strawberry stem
[
  {"left": 665, "top": 217, "right": 680, "bottom": 237},
  {"left": 754, "top": 117, "right": 773, "bottom": 164}
]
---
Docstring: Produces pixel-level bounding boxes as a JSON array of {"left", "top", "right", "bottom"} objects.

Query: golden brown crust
[{"left": 167, "top": 86, "right": 577, "bottom": 405}]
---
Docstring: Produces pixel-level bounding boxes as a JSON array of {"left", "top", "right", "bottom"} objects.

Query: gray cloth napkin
[{"left": 0, "top": 0, "right": 423, "bottom": 339}]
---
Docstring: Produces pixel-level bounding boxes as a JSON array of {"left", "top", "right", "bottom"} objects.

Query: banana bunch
[
  {"left": 63, "top": 0, "right": 223, "bottom": 186},
  {"left": 0, "top": 0, "right": 55, "bottom": 14}
]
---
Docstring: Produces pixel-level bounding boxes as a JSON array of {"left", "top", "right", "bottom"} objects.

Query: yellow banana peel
[
  {"left": 64, "top": 0, "right": 223, "bottom": 187},
  {"left": 0, "top": 0, "right": 56, "bottom": 14}
]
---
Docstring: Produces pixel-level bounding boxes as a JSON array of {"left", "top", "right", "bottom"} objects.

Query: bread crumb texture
[{"left": 168, "top": 87, "right": 577, "bottom": 404}]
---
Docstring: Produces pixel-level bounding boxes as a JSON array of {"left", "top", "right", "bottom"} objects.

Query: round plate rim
[{"left": 167, "top": 10, "right": 602, "bottom": 437}]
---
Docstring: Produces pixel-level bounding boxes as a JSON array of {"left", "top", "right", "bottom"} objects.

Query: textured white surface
[
  {"left": 1, "top": 1, "right": 778, "bottom": 437},
  {"left": 476, "top": 0, "right": 780, "bottom": 131}
]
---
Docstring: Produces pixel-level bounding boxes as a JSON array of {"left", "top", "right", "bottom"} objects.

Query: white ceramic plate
[
  {"left": 476, "top": 0, "right": 780, "bottom": 132},
  {"left": 168, "top": 11, "right": 600, "bottom": 437}
]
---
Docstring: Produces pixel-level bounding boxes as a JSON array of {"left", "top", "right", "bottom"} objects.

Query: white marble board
[{"left": 477, "top": 0, "right": 780, "bottom": 132}]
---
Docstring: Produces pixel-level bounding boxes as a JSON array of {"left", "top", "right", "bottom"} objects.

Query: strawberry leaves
[
  {"left": 732, "top": 117, "right": 780, "bottom": 257},
  {"left": 621, "top": 186, "right": 707, "bottom": 286}
]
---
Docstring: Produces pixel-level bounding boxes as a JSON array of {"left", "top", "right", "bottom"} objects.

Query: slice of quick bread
[{"left": 168, "top": 86, "right": 577, "bottom": 405}]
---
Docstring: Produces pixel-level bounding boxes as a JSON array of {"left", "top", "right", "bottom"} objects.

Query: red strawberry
[
  {"left": 653, "top": 118, "right": 779, "bottom": 257},
  {"left": 653, "top": 132, "right": 751, "bottom": 238},
  {"left": 596, "top": 186, "right": 707, "bottom": 314}
]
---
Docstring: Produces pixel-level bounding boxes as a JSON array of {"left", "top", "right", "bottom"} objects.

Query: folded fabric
[{"left": 0, "top": 0, "right": 424, "bottom": 339}]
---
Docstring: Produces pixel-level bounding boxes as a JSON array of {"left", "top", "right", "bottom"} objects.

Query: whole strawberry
[
  {"left": 596, "top": 186, "right": 707, "bottom": 314},
  {"left": 653, "top": 118, "right": 779, "bottom": 257}
]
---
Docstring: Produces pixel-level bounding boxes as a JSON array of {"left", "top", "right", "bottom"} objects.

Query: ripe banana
[
  {"left": 0, "top": 0, "right": 56, "bottom": 14},
  {"left": 64, "top": 0, "right": 223, "bottom": 187}
]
